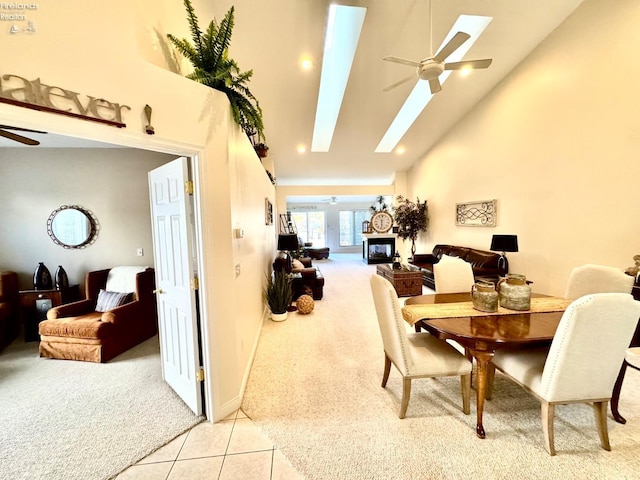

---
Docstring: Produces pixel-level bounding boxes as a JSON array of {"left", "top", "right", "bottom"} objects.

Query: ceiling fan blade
[
  {"left": 0, "top": 124, "right": 47, "bottom": 134},
  {"left": 433, "top": 31, "right": 471, "bottom": 63},
  {"left": 444, "top": 59, "right": 493, "bottom": 70},
  {"left": 428, "top": 77, "right": 442, "bottom": 95},
  {"left": 383, "top": 75, "right": 415, "bottom": 92},
  {"left": 0, "top": 128, "right": 40, "bottom": 145},
  {"left": 383, "top": 56, "right": 421, "bottom": 67}
]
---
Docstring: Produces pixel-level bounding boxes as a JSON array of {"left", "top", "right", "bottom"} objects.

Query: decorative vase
[
  {"left": 471, "top": 281, "right": 499, "bottom": 313},
  {"left": 55, "top": 265, "right": 69, "bottom": 289},
  {"left": 33, "top": 262, "right": 53, "bottom": 290},
  {"left": 271, "top": 311, "right": 288, "bottom": 322},
  {"left": 497, "top": 273, "right": 531, "bottom": 311}
]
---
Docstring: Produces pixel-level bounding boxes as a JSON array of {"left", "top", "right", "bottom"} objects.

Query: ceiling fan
[
  {"left": 322, "top": 196, "right": 338, "bottom": 205},
  {"left": 0, "top": 125, "right": 47, "bottom": 146},
  {"left": 383, "top": 0, "right": 492, "bottom": 95}
]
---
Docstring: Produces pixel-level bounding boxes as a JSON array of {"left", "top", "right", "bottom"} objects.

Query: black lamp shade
[
  {"left": 490, "top": 234, "right": 518, "bottom": 253},
  {"left": 277, "top": 234, "right": 299, "bottom": 251}
]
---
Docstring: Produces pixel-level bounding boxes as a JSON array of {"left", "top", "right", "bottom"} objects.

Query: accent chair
[{"left": 39, "top": 266, "right": 157, "bottom": 363}]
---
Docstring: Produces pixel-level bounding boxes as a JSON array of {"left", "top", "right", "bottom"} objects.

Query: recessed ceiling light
[
  {"left": 375, "top": 15, "right": 492, "bottom": 153},
  {"left": 396, "top": 146, "right": 406, "bottom": 154},
  {"left": 459, "top": 67, "right": 473, "bottom": 77},
  {"left": 311, "top": 5, "right": 367, "bottom": 152},
  {"left": 301, "top": 58, "right": 314, "bottom": 70},
  {"left": 297, "top": 144, "right": 307, "bottom": 154}
]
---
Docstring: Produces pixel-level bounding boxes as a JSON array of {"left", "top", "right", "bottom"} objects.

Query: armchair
[
  {"left": 0, "top": 271, "right": 19, "bottom": 352},
  {"left": 273, "top": 253, "right": 325, "bottom": 300},
  {"left": 39, "top": 266, "right": 157, "bottom": 363}
]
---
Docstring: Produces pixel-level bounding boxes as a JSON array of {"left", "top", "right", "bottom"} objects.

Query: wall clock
[{"left": 371, "top": 211, "right": 393, "bottom": 233}]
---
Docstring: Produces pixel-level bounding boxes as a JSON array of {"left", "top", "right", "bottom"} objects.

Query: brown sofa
[
  {"left": 0, "top": 271, "right": 20, "bottom": 353},
  {"left": 409, "top": 244, "right": 503, "bottom": 290},
  {"left": 39, "top": 267, "right": 157, "bottom": 363},
  {"left": 273, "top": 254, "right": 325, "bottom": 300}
]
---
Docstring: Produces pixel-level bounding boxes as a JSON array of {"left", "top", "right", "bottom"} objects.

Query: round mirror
[{"left": 47, "top": 205, "right": 99, "bottom": 249}]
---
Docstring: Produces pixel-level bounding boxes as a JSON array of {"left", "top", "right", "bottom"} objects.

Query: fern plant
[{"left": 168, "top": 0, "right": 265, "bottom": 142}]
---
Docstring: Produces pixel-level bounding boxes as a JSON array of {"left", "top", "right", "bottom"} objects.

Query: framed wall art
[
  {"left": 265, "top": 198, "right": 274, "bottom": 225},
  {"left": 456, "top": 199, "right": 497, "bottom": 227}
]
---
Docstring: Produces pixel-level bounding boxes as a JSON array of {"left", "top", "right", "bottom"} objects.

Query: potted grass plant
[{"left": 264, "top": 270, "right": 293, "bottom": 321}]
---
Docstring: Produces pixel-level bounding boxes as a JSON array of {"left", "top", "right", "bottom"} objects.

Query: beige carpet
[
  {"left": 0, "top": 335, "right": 203, "bottom": 480},
  {"left": 242, "top": 253, "right": 640, "bottom": 479}
]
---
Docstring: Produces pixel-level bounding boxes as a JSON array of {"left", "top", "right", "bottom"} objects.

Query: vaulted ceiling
[
  {"left": 1, "top": 1, "right": 587, "bottom": 190},
  {"left": 217, "top": 0, "right": 585, "bottom": 186}
]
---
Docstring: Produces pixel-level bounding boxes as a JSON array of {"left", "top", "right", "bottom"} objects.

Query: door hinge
[
  {"left": 191, "top": 277, "right": 199, "bottom": 290},
  {"left": 196, "top": 367, "right": 205, "bottom": 382},
  {"left": 184, "top": 180, "right": 194, "bottom": 195}
]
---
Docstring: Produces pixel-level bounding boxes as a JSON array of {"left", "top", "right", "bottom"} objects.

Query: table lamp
[
  {"left": 490, "top": 234, "right": 518, "bottom": 276},
  {"left": 277, "top": 233, "right": 300, "bottom": 271}
]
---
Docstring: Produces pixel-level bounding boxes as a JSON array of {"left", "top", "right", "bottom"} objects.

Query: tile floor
[{"left": 116, "top": 409, "right": 303, "bottom": 480}]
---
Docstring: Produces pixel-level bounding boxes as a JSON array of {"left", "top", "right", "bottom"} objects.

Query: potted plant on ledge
[
  {"left": 168, "top": 1, "right": 266, "bottom": 144},
  {"left": 264, "top": 270, "right": 293, "bottom": 321},
  {"left": 393, "top": 195, "right": 429, "bottom": 257}
]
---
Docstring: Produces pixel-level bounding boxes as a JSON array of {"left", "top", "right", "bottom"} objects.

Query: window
[
  {"left": 290, "top": 211, "right": 326, "bottom": 247},
  {"left": 339, "top": 209, "right": 370, "bottom": 246}
]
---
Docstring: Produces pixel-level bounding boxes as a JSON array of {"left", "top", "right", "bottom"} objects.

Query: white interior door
[{"left": 149, "top": 157, "right": 202, "bottom": 415}]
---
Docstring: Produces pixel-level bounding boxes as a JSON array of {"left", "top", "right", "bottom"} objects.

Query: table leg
[{"left": 469, "top": 349, "right": 494, "bottom": 439}]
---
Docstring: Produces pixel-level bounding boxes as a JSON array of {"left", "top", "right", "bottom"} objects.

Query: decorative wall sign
[
  {"left": 456, "top": 199, "right": 497, "bottom": 227},
  {"left": 0, "top": 73, "right": 130, "bottom": 127},
  {"left": 265, "top": 198, "right": 273, "bottom": 225}
]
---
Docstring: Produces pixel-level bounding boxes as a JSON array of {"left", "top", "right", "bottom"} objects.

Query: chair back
[
  {"left": 370, "top": 275, "right": 413, "bottom": 375},
  {"left": 434, "top": 256, "right": 475, "bottom": 294},
  {"left": 539, "top": 293, "right": 640, "bottom": 402},
  {"left": 564, "top": 264, "right": 634, "bottom": 299}
]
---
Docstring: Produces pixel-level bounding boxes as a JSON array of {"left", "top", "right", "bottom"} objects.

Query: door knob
[{"left": 153, "top": 289, "right": 164, "bottom": 294}]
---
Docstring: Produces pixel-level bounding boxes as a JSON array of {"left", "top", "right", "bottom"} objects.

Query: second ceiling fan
[{"left": 383, "top": 0, "right": 492, "bottom": 95}]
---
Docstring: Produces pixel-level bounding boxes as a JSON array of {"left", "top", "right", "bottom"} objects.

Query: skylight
[
  {"left": 375, "top": 15, "right": 492, "bottom": 153},
  {"left": 311, "top": 5, "right": 367, "bottom": 152}
]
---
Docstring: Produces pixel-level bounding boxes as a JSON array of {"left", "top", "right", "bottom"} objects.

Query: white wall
[
  {"left": 0, "top": 148, "right": 173, "bottom": 291},
  {"left": 407, "top": 0, "right": 640, "bottom": 296},
  {"left": 1, "top": 0, "right": 276, "bottom": 421}
]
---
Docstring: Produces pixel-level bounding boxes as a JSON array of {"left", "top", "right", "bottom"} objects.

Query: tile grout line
[
  {"left": 164, "top": 425, "right": 192, "bottom": 480},
  {"left": 217, "top": 409, "right": 240, "bottom": 480}
]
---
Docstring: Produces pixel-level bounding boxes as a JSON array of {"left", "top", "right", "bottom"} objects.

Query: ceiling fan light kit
[{"left": 383, "top": 1, "right": 493, "bottom": 96}]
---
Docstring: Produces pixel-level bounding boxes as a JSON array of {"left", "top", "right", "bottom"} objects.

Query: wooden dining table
[{"left": 402, "top": 292, "right": 572, "bottom": 439}]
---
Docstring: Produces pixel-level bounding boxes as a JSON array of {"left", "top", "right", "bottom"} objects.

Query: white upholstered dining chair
[
  {"left": 564, "top": 264, "right": 634, "bottom": 299},
  {"left": 369, "top": 274, "right": 472, "bottom": 419},
  {"left": 491, "top": 293, "right": 640, "bottom": 455},
  {"left": 433, "top": 255, "right": 475, "bottom": 294}
]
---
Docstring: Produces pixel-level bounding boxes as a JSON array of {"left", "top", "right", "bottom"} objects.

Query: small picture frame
[{"left": 265, "top": 198, "right": 273, "bottom": 225}]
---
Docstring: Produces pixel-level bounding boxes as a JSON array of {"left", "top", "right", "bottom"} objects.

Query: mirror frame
[{"left": 47, "top": 205, "right": 99, "bottom": 249}]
